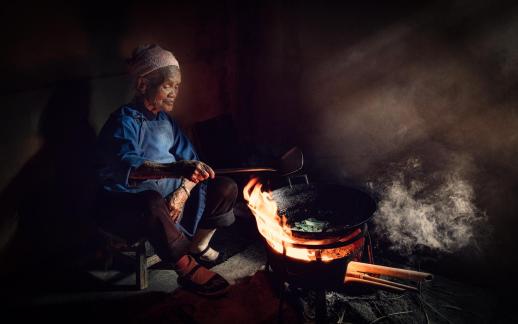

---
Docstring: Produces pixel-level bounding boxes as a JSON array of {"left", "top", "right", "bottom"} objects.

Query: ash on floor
[{"left": 289, "top": 275, "right": 498, "bottom": 324}]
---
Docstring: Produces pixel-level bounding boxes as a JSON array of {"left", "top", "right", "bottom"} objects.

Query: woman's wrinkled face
[{"left": 138, "top": 67, "right": 181, "bottom": 114}]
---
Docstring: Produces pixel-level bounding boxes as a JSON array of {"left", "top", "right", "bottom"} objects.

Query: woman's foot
[
  {"left": 174, "top": 255, "right": 229, "bottom": 296},
  {"left": 189, "top": 245, "right": 220, "bottom": 262}
]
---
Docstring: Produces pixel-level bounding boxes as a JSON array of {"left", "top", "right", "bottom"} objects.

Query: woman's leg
[
  {"left": 97, "top": 190, "right": 190, "bottom": 262},
  {"left": 189, "top": 177, "right": 238, "bottom": 260},
  {"left": 97, "top": 189, "right": 230, "bottom": 295}
]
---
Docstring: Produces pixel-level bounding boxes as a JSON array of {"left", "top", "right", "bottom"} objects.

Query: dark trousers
[{"left": 96, "top": 177, "right": 237, "bottom": 263}]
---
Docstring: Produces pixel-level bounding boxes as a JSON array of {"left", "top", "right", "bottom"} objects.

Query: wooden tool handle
[{"left": 215, "top": 167, "right": 277, "bottom": 175}]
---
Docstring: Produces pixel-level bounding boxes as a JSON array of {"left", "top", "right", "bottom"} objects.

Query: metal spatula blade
[
  {"left": 277, "top": 146, "right": 304, "bottom": 176},
  {"left": 215, "top": 146, "right": 304, "bottom": 176}
]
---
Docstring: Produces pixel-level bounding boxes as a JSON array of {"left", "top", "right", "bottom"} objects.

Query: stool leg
[{"left": 136, "top": 242, "right": 148, "bottom": 290}]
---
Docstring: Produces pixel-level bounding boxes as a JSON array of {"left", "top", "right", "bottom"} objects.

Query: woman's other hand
[
  {"left": 171, "top": 160, "right": 215, "bottom": 183},
  {"left": 168, "top": 187, "right": 189, "bottom": 223}
]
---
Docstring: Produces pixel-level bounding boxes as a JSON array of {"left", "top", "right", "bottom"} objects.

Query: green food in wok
[{"left": 291, "top": 217, "right": 330, "bottom": 232}]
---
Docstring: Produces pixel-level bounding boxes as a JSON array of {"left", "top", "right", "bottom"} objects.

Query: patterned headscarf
[{"left": 127, "top": 44, "right": 179, "bottom": 77}]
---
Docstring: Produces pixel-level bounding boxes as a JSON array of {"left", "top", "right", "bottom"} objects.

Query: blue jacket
[{"left": 96, "top": 104, "right": 206, "bottom": 236}]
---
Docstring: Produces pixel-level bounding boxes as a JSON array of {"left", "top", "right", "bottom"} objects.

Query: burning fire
[
  {"left": 243, "top": 178, "right": 364, "bottom": 262},
  {"left": 244, "top": 178, "right": 433, "bottom": 292}
]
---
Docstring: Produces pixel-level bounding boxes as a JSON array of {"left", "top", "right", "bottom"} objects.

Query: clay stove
[{"left": 243, "top": 177, "right": 432, "bottom": 322}]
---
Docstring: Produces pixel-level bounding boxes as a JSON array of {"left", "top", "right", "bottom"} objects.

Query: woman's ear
[{"left": 136, "top": 77, "right": 148, "bottom": 95}]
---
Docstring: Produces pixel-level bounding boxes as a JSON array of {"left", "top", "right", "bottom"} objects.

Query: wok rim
[{"left": 271, "top": 182, "right": 377, "bottom": 239}]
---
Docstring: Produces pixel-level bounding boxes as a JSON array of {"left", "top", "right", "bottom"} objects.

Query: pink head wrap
[{"left": 127, "top": 44, "right": 180, "bottom": 77}]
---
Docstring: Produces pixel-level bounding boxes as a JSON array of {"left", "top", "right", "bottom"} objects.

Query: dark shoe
[{"left": 177, "top": 264, "right": 230, "bottom": 297}]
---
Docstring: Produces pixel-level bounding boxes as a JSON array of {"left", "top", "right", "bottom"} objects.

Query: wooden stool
[{"left": 99, "top": 229, "right": 162, "bottom": 290}]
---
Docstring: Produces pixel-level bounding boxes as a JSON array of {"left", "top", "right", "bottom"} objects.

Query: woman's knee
[
  {"left": 211, "top": 177, "right": 238, "bottom": 201},
  {"left": 199, "top": 210, "right": 236, "bottom": 229}
]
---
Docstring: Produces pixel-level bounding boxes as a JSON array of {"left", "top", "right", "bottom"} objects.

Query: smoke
[
  {"left": 288, "top": 2, "right": 518, "bottom": 264},
  {"left": 371, "top": 155, "right": 487, "bottom": 255}
]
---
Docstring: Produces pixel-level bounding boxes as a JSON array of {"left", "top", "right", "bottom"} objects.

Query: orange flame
[{"left": 243, "top": 178, "right": 364, "bottom": 262}]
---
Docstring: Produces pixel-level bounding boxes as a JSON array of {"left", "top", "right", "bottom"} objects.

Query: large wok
[{"left": 270, "top": 183, "right": 377, "bottom": 240}]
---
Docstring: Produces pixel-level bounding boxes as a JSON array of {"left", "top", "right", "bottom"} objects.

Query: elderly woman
[{"left": 95, "top": 44, "right": 237, "bottom": 296}]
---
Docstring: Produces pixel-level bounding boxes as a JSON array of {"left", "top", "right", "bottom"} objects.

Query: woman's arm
[
  {"left": 167, "top": 177, "right": 198, "bottom": 222},
  {"left": 129, "top": 160, "right": 215, "bottom": 183}
]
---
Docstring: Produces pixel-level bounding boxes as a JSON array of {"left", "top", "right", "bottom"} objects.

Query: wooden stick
[
  {"left": 347, "top": 272, "right": 419, "bottom": 292},
  {"left": 347, "top": 261, "right": 433, "bottom": 282},
  {"left": 345, "top": 277, "right": 406, "bottom": 292}
]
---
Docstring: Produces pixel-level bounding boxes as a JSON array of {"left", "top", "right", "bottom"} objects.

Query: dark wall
[{"left": 1, "top": 0, "right": 518, "bottom": 284}]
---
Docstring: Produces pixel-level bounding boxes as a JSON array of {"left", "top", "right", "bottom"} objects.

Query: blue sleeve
[
  {"left": 169, "top": 117, "right": 199, "bottom": 161},
  {"left": 113, "top": 116, "right": 147, "bottom": 168},
  {"left": 98, "top": 115, "right": 147, "bottom": 186}
]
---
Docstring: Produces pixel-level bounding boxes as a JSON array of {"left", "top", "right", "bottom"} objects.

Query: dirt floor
[{"left": 2, "top": 213, "right": 512, "bottom": 324}]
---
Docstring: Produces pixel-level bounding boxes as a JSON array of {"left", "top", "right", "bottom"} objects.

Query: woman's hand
[
  {"left": 168, "top": 187, "right": 190, "bottom": 223},
  {"left": 170, "top": 160, "right": 215, "bottom": 183}
]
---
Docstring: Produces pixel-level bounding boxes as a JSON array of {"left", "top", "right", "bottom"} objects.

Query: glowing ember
[{"left": 243, "top": 178, "right": 365, "bottom": 262}]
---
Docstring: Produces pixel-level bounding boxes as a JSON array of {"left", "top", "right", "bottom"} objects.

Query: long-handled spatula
[{"left": 215, "top": 147, "right": 303, "bottom": 176}]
